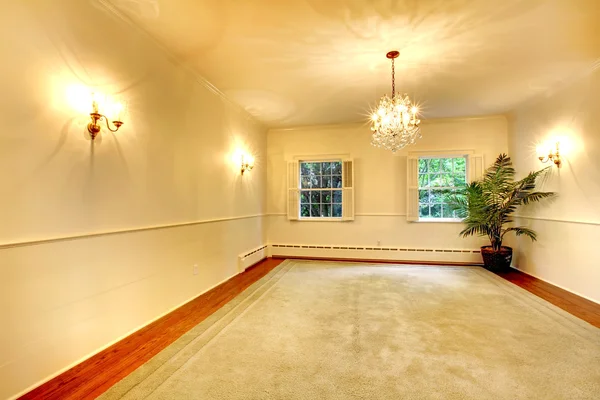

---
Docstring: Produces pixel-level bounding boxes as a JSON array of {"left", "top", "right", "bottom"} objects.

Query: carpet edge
[{"left": 98, "top": 259, "right": 297, "bottom": 399}]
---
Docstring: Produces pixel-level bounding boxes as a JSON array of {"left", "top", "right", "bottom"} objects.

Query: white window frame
[
  {"left": 287, "top": 155, "right": 354, "bottom": 222},
  {"left": 407, "top": 150, "right": 483, "bottom": 223}
]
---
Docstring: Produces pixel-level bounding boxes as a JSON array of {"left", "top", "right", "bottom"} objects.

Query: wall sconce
[
  {"left": 241, "top": 154, "right": 255, "bottom": 175},
  {"left": 537, "top": 142, "right": 562, "bottom": 168},
  {"left": 87, "top": 93, "right": 125, "bottom": 140}
]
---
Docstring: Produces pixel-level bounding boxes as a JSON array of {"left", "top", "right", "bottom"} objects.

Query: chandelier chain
[{"left": 391, "top": 58, "right": 395, "bottom": 99}]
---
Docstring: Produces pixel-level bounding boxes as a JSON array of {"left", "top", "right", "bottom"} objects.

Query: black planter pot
[{"left": 480, "top": 246, "right": 513, "bottom": 272}]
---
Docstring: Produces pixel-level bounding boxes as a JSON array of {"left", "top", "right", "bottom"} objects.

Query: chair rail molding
[
  {"left": 0, "top": 214, "right": 267, "bottom": 250},
  {"left": 514, "top": 214, "right": 600, "bottom": 227}
]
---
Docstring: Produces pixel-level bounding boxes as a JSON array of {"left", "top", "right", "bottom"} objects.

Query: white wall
[
  {"left": 507, "top": 66, "right": 600, "bottom": 303},
  {"left": 0, "top": 1, "right": 267, "bottom": 398},
  {"left": 266, "top": 117, "right": 508, "bottom": 251}
]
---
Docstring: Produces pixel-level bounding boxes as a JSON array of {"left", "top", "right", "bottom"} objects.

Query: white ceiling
[{"left": 113, "top": 0, "right": 600, "bottom": 128}]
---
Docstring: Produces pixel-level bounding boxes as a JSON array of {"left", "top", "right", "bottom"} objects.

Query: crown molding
[
  {"left": 97, "top": 0, "right": 266, "bottom": 130},
  {"left": 269, "top": 121, "right": 368, "bottom": 133},
  {"left": 507, "top": 59, "right": 600, "bottom": 114},
  {"left": 419, "top": 114, "right": 507, "bottom": 125},
  {"left": 269, "top": 114, "right": 507, "bottom": 133}
]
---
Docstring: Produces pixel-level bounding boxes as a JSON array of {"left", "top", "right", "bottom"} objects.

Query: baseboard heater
[
  {"left": 238, "top": 245, "right": 269, "bottom": 272},
  {"left": 269, "top": 243, "right": 482, "bottom": 264}
]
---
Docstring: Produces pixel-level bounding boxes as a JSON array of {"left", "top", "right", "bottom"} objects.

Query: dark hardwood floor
[
  {"left": 494, "top": 268, "right": 600, "bottom": 328},
  {"left": 19, "top": 258, "right": 599, "bottom": 400},
  {"left": 19, "top": 258, "right": 285, "bottom": 400}
]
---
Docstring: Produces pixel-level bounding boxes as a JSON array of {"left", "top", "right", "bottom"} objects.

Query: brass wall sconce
[
  {"left": 538, "top": 142, "right": 562, "bottom": 168},
  {"left": 241, "top": 154, "right": 255, "bottom": 175},
  {"left": 87, "top": 94, "right": 125, "bottom": 140}
]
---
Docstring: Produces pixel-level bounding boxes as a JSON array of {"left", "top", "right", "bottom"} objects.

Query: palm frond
[
  {"left": 452, "top": 154, "right": 555, "bottom": 248},
  {"left": 502, "top": 227, "right": 537, "bottom": 241},
  {"left": 521, "top": 191, "right": 556, "bottom": 205},
  {"left": 460, "top": 224, "right": 491, "bottom": 238}
]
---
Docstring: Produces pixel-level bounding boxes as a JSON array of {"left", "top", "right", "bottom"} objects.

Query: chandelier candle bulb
[{"left": 369, "top": 51, "right": 422, "bottom": 153}]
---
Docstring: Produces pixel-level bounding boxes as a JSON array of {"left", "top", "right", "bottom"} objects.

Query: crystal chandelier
[{"left": 370, "top": 51, "right": 421, "bottom": 153}]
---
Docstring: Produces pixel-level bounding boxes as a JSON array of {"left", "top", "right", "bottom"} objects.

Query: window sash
[
  {"left": 299, "top": 160, "right": 343, "bottom": 219},
  {"left": 419, "top": 186, "right": 460, "bottom": 190},
  {"left": 299, "top": 187, "right": 342, "bottom": 192},
  {"left": 418, "top": 156, "right": 466, "bottom": 220}
]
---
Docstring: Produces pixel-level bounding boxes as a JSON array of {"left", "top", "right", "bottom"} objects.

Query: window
[
  {"left": 299, "top": 161, "right": 343, "bottom": 218},
  {"left": 407, "top": 152, "right": 482, "bottom": 222},
  {"left": 418, "top": 156, "right": 467, "bottom": 220},
  {"left": 287, "top": 158, "right": 354, "bottom": 221}
]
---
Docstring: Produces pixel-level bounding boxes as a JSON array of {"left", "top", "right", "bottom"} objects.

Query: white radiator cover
[
  {"left": 268, "top": 243, "right": 483, "bottom": 264},
  {"left": 239, "top": 244, "right": 483, "bottom": 269},
  {"left": 238, "top": 245, "right": 269, "bottom": 272}
]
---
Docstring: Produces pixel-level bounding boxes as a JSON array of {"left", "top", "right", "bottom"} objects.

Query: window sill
[
  {"left": 298, "top": 217, "right": 344, "bottom": 222},
  {"left": 416, "top": 218, "right": 463, "bottom": 223}
]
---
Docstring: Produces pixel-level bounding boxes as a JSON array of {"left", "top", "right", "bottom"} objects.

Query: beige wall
[
  {"left": 507, "top": 66, "right": 600, "bottom": 303},
  {"left": 266, "top": 117, "right": 508, "bottom": 249},
  {"left": 0, "top": 1, "right": 267, "bottom": 398},
  {"left": 3, "top": 1, "right": 596, "bottom": 398}
]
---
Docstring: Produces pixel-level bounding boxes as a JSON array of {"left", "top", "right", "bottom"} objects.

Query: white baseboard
[
  {"left": 509, "top": 265, "right": 600, "bottom": 305},
  {"left": 268, "top": 243, "right": 483, "bottom": 264}
]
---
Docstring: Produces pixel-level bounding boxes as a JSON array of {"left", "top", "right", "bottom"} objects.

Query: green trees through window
[
  {"left": 299, "top": 161, "right": 343, "bottom": 218},
  {"left": 418, "top": 157, "right": 466, "bottom": 219}
]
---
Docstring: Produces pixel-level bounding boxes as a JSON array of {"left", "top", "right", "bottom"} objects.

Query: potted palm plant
[{"left": 451, "top": 154, "right": 555, "bottom": 271}]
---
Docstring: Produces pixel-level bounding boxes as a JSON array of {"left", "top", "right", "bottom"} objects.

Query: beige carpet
[{"left": 100, "top": 260, "right": 600, "bottom": 399}]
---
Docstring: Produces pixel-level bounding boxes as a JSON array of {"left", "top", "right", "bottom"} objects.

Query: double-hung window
[
  {"left": 299, "top": 161, "right": 343, "bottom": 218},
  {"left": 407, "top": 152, "right": 483, "bottom": 222},
  {"left": 418, "top": 157, "right": 467, "bottom": 220},
  {"left": 287, "top": 158, "right": 354, "bottom": 221}
]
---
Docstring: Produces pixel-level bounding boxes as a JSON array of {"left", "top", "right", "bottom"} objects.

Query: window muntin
[
  {"left": 418, "top": 157, "right": 466, "bottom": 219},
  {"left": 299, "top": 161, "right": 343, "bottom": 218}
]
